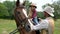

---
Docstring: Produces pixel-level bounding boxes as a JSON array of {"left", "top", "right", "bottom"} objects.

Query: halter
[
  {"left": 10, "top": 0, "right": 32, "bottom": 34},
  {"left": 15, "top": 8, "right": 28, "bottom": 27},
  {"left": 9, "top": 8, "right": 28, "bottom": 34}
]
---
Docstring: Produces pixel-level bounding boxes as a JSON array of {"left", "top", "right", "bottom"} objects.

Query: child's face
[{"left": 31, "top": 6, "right": 36, "bottom": 10}]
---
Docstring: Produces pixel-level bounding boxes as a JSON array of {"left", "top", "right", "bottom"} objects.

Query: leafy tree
[
  {"left": 3, "top": 1, "right": 16, "bottom": 17},
  {"left": 23, "top": 0, "right": 31, "bottom": 14},
  {"left": 42, "top": 0, "right": 60, "bottom": 19},
  {"left": 37, "top": 12, "right": 44, "bottom": 18},
  {"left": 52, "top": 0, "right": 60, "bottom": 19},
  {"left": 0, "top": 3, "right": 9, "bottom": 17}
]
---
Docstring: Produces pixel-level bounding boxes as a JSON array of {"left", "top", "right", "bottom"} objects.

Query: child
[{"left": 28, "top": 3, "right": 39, "bottom": 25}]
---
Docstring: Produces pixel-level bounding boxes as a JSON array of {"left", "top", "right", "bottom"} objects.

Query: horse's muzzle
[{"left": 24, "top": 23, "right": 31, "bottom": 32}]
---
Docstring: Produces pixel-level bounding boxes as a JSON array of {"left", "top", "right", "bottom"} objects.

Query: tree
[
  {"left": 3, "top": 1, "right": 16, "bottom": 17},
  {"left": 42, "top": 0, "right": 60, "bottom": 19},
  {"left": 0, "top": 3, "right": 9, "bottom": 17},
  {"left": 52, "top": 0, "right": 60, "bottom": 19}
]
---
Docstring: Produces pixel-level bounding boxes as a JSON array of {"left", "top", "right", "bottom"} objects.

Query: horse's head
[
  {"left": 15, "top": 0, "right": 28, "bottom": 20},
  {"left": 14, "top": 4, "right": 28, "bottom": 23},
  {"left": 14, "top": 0, "right": 33, "bottom": 32}
]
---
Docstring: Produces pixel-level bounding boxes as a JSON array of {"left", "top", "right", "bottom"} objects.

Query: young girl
[{"left": 28, "top": 3, "right": 39, "bottom": 25}]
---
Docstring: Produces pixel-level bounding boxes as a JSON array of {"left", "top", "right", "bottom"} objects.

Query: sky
[{"left": 0, "top": 0, "right": 57, "bottom": 11}]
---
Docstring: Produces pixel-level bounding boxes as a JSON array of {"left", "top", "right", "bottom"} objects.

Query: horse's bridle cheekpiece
[{"left": 9, "top": 8, "right": 31, "bottom": 34}]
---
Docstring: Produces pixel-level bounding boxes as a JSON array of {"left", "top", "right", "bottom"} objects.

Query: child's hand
[{"left": 38, "top": 18, "right": 42, "bottom": 21}]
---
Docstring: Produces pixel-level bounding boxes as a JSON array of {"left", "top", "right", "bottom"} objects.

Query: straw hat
[
  {"left": 44, "top": 6, "right": 54, "bottom": 17},
  {"left": 29, "top": 3, "right": 37, "bottom": 8}
]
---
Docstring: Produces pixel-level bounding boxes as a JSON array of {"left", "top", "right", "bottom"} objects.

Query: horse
[{"left": 13, "top": 0, "right": 38, "bottom": 34}]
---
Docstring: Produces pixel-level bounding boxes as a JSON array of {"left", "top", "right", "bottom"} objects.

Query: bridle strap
[{"left": 15, "top": 10, "right": 27, "bottom": 26}]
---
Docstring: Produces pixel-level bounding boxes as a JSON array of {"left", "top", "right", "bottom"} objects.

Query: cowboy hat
[
  {"left": 44, "top": 6, "right": 54, "bottom": 17},
  {"left": 29, "top": 3, "right": 37, "bottom": 8}
]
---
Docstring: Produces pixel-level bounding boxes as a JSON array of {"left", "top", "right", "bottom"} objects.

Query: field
[{"left": 0, "top": 19, "right": 60, "bottom": 34}]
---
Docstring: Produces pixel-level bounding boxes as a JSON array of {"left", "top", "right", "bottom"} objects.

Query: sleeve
[{"left": 31, "top": 20, "right": 49, "bottom": 30}]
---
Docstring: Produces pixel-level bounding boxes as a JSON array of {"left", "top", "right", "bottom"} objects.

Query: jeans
[{"left": 32, "top": 16, "right": 39, "bottom": 25}]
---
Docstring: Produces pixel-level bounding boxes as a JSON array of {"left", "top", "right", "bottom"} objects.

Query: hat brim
[
  {"left": 46, "top": 11, "right": 54, "bottom": 17},
  {"left": 29, "top": 5, "right": 37, "bottom": 8}
]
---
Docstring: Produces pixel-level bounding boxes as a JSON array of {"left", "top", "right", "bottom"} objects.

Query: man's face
[{"left": 44, "top": 11, "right": 49, "bottom": 17}]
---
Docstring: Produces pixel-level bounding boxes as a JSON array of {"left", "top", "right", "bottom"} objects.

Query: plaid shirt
[{"left": 32, "top": 9, "right": 37, "bottom": 18}]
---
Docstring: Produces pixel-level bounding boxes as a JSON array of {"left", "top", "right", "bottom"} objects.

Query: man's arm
[{"left": 30, "top": 20, "right": 49, "bottom": 31}]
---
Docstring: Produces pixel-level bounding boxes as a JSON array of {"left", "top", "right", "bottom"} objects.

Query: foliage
[
  {"left": 0, "top": 3, "right": 9, "bottom": 17},
  {"left": 42, "top": 0, "right": 60, "bottom": 19},
  {"left": 3, "top": 1, "right": 16, "bottom": 19},
  {"left": 37, "top": 12, "right": 44, "bottom": 19},
  {"left": 24, "top": 0, "right": 31, "bottom": 14},
  {"left": 0, "top": 0, "right": 60, "bottom": 19},
  {"left": 0, "top": 1, "right": 16, "bottom": 19},
  {"left": 0, "top": 0, "right": 30, "bottom": 19}
]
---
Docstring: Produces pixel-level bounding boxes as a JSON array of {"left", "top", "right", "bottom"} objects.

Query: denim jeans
[{"left": 32, "top": 16, "right": 39, "bottom": 25}]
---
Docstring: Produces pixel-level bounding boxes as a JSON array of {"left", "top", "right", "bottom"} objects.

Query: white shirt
[{"left": 31, "top": 18, "right": 49, "bottom": 30}]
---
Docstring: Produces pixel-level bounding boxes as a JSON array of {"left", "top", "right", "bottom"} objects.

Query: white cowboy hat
[
  {"left": 44, "top": 6, "right": 54, "bottom": 17},
  {"left": 29, "top": 3, "right": 37, "bottom": 8}
]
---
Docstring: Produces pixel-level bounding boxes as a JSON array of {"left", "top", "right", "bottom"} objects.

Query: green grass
[
  {"left": 0, "top": 19, "right": 17, "bottom": 34},
  {"left": 54, "top": 19, "right": 60, "bottom": 34},
  {"left": 0, "top": 19, "right": 60, "bottom": 34}
]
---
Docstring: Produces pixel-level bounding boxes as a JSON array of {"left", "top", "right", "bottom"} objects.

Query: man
[{"left": 29, "top": 6, "right": 54, "bottom": 34}]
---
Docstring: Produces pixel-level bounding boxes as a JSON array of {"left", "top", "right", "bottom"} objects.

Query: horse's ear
[
  {"left": 16, "top": 0, "right": 20, "bottom": 7},
  {"left": 22, "top": 1, "right": 26, "bottom": 6}
]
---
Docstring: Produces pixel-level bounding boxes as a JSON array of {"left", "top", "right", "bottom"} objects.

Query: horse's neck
[{"left": 22, "top": 9, "right": 34, "bottom": 26}]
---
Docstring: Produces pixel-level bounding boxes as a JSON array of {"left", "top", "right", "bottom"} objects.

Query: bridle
[
  {"left": 15, "top": 7, "right": 28, "bottom": 27},
  {"left": 9, "top": 7, "right": 28, "bottom": 34},
  {"left": 10, "top": 0, "right": 32, "bottom": 33}
]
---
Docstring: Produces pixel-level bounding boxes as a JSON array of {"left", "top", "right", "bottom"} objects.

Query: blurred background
[{"left": 0, "top": 0, "right": 60, "bottom": 34}]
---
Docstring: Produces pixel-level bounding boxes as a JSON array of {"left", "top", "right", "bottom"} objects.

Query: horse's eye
[{"left": 17, "top": 11, "right": 20, "bottom": 14}]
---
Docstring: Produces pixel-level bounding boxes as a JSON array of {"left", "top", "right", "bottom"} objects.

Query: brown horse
[{"left": 13, "top": 0, "right": 37, "bottom": 34}]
